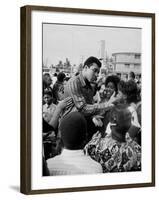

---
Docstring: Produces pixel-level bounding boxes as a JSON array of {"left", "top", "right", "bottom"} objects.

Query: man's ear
[{"left": 83, "top": 65, "right": 88, "bottom": 70}]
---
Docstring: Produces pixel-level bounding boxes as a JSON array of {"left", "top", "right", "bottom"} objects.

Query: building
[
  {"left": 112, "top": 52, "right": 141, "bottom": 79},
  {"left": 99, "top": 40, "right": 106, "bottom": 68}
]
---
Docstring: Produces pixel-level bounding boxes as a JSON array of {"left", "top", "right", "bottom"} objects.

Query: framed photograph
[{"left": 20, "top": 5, "right": 155, "bottom": 194}]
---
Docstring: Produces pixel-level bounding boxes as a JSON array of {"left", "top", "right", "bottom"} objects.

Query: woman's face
[
  {"left": 105, "top": 82, "right": 116, "bottom": 99},
  {"left": 99, "top": 84, "right": 106, "bottom": 100}
]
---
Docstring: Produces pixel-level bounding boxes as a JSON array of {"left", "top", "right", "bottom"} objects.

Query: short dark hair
[
  {"left": 125, "top": 80, "right": 138, "bottom": 104},
  {"left": 57, "top": 72, "right": 66, "bottom": 82},
  {"left": 43, "top": 90, "right": 53, "bottom": 97},
  {"left": 105, "top": 75, "right": 120, "bottom": 94},
  {"left": 59, "top": 112, "right": 87, "bottom": 150},
  {"left": 109, "top": 104, "right": 131, "bottom": 135},
  {"left": 43, "top": 73, "right": 50, "bottom": 77},
  {"left": 83, "top": 56, "right": 101, "bottom": 68},
  {"left": 129, "top": 71, "right": 135, "bottom": 79},
  {"left": 118, "top": 80, "right": 127, "bottom": 94}
]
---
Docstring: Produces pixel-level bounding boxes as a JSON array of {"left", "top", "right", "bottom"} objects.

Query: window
[
  {"left": 125, "top": 64, "right": 130, "bottom": 68},
  {"left": 134, "top": 64, "right": 140, "bottom": 69},
  {"left": 135, "top": 54, "right": 141, "bottom": 59}
]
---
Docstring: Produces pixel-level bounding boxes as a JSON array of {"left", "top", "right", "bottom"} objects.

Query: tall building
[
  {"left": 98, "top": 40, "right": 106, "bottom": 69},
  {"left": 99, "top": 40, "right": 105, "bottom": 60}
]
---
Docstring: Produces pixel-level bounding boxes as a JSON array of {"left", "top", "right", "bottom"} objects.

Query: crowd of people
[{"left": 42, "top": 56, "right": 141, "bottom": 176}]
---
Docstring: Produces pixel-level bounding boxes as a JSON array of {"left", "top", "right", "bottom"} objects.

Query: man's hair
[
  {"left": 118, "top": 80, "right": 127, "bottom": 94},
  {"left": 125, "top": 80, "right": 138, "bottom": 104},
  {"left": 57, "top": 72, "right": 66, "bottom": 82},
  {"left": 43, "top": 73, "right": 51, "bottom": 84},
  {"left": 83, "top": 56, "right": 101, "bottom": 68},
  {"left": 43, "top": 90, "right": 53, "bottom": 97},
  {"left": 59, "top": 112, "right": 87, "bottom": 150},
  {"left": 129, "top": 71, "right": 135, "bottom": 79},
  {"left": 118, "top": 80, "right": 138, "bottom": 104},
  {"left": 109, "top": 104, "right": 131, "bottom": 135},
  {"left": 43, "top": 73, "right": 50, "bottom": 77}
]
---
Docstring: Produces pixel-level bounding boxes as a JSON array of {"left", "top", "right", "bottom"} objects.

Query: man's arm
[
  {"left": 67, "top": 78, "right": 114, "bottom": 116},
  {"left": 48, "top": 98, "right": 71, "bottom": 128}
]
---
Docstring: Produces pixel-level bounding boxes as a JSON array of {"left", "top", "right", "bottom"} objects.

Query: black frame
[{"left": 20, "top": 5, "right": 155, "bottom": 194}]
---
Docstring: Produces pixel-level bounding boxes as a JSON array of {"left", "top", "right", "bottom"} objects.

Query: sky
[{"left": 43, "top": 23, "right": 141, "bottom": 66}]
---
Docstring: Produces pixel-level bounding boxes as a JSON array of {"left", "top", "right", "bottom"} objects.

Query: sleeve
[{"left": 67, "top": 78, "right": 111, "bottom": 116}]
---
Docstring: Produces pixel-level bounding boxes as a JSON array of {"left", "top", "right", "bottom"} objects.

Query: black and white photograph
[
  {"left": 20, "top": 6, "right": 155, "bottom": 194},
  {"left": 42, "top": 23, "right": 142, "bottom": 176}
]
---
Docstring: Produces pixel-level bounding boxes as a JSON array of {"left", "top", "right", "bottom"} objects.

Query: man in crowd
[
  {"left": 47, "top": 111, "right": 103, "bottom": 175},
  {"left": 43, "top": 73, "right": 53, "bottom": 94},
  {"left": 128, "top": 71, "right": 136, "bottom": 82},
  {"left": 63, "top": 56, "right": 119, "bottom": 141},
  {"left": 53, "top": 72, "right": 66, "bottom": 104}
]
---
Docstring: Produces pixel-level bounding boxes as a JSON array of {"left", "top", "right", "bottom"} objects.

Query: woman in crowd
[
  {"left": 43, "top": 89, "right": 73, "bottom": 159},
  {"left": 85, "top": 104, "right": 141, "bottom": 172},
  {"left": 93, "top": 75, "right": 120, "bottom": 135},
  {"left": 118, "top": 80, "right": 141, "bottom": 144},
  {"left": 97, "top": 75, "right": 120, "bottom": 103}
]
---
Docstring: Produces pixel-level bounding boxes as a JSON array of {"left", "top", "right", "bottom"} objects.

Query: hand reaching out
[
  {"left": 57, "top": 97, "right": 73, "bottom": 110},
  {"left": 108, "top": 92, "right": 122, "bottom": 105},
  {"left": 92, "top": 115, "right": 104, "bottom": 127}
]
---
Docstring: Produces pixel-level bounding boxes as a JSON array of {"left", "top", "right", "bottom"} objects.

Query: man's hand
[
  {"left": 92, "top": 115, "right": 104, "bottom": 127},
  {"left": 108, "top": 92, "right": 122, "bottom": 105},
  {"left": 57, "top": 97, "right": 73, "bottom": 110}
]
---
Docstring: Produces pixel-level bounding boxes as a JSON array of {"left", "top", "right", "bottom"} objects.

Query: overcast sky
[{"left": 43, "top": 23, "right": 141, "bottom": 66}]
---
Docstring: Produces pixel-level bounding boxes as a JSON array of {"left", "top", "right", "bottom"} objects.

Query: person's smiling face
[{"left": 105, "top": 82, "right": 116, "bottom": 99}]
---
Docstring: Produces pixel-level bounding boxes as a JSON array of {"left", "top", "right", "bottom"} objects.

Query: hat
[
  {"left": 59, "top": 112, "right": 87, "bottom": 150},
  {"left": 109, "top": 104, "right": 132, "bottom": 135}
]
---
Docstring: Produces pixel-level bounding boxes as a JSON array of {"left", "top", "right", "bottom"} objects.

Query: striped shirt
[
  {"left": 63, "top": 73, "right": 111, "bottom": 117},
  {"left": 47, "top": 149, "right": 103, "bottom": 176}
]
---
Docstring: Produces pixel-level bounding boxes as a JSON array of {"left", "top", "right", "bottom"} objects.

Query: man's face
[
  {"left": 84, "top": 63, "right": 100, "bottom": 83},
  {"left": 43, "top": 94, "right": 52, "bottom": 105},
  {"left": 44, "top": 75, "right": 52, "bottom": 86}
]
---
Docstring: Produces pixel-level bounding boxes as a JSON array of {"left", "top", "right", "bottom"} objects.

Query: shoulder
[
  {"left": 43, "top": 104, "right": 47, "bottom": 109},
  {"left": 67, "top": 75, "right": 81, "bottom": 85},
  {"left": 85, "top": 155, "right": 103, "bottom": 172},
  {"left": 50, "top": 103, "right": 56, "bottom": 109},
  {"left": 65, "top": 75, "right": 82, "bottom": 91},
  {"left": 47, "top": 155, "right": 61, "bottom": 166}
]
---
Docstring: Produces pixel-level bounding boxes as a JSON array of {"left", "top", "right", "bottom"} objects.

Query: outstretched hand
[
  {"left": 57, "top": 97, "right": 73, "bottom": 110},
  {"left": 108, "top": 92, "right": 121, "bottom": 105},
  {"left": 92, "top": 115, "right": 104, "bottom": 127}
]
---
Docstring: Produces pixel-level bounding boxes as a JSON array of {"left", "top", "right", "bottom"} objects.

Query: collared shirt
[
  {"left": 63, "top": 73, "right": 110, "bottom": 117},
  {"left": 47, "top": 149, "right": 103, "bottom": 176},
  {"left": 85, "top": 131, "right": 141, "bottom": 172}
]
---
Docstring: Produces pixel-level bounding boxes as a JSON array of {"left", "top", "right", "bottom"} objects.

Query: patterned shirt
[
  {"left": 47, "top": 149, "right": 103, "bottom": 176},
  {"left": 63, "top": 73, "right": 111, "bottom": 117},
  {"left": 85, "top": 131, "right": 141, "bottom": 173}
]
